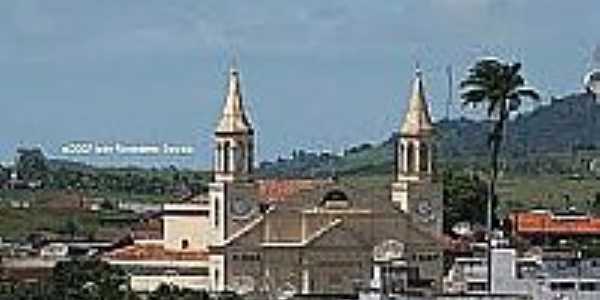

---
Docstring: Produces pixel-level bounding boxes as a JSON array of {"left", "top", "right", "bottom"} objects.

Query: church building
[{"left": 105, "top": 64, "right": 446, "bottom": 297}]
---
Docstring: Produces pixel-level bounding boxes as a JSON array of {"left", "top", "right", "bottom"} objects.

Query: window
[
  {"left": 550, "top": 281, "right": 576, "bottom": 291},
  {"left": 214, "top": 199, "right": 220, "bottom": 227},
  {"left": 406, "top": 142, "right": 415, "bottom": 173},
  {"left": 248, "top": 141, "right": 254, "bottom": 173},
  {"left": 417, "top": 253, "right": 439, "bottom": 262},
  {"left": 398, "top": 144, "right": 405, "bottom": 173},
  {"left": 181, "top": 239, "right": 189, "bottom": 250},
  {"left": 467, "top": 282, "right": 487, "bottom": 291},
  {"left": 215, "top": 143, "right": 222, "bottom": 171},
  {"left": 419, "top": 143, "right": 428, "bottom": 172},
  {"left": 238, "top": 142, "right": 245, "bottom": 171},
  {"left": 223, "top": 141, "right": 230, "bottom": 173},
  {"left": 232, "top": 252, "right": 261, "bottom": 262},
  {"left": 580, "top": 282, "right": 600, "bottom": 291},
  {"left": 242, "top": 252, "right": 261, "bottom": 261}
]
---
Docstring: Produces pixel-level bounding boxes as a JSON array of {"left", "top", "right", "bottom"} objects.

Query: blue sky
[{"left": 1, "top": 0, "right": 599, "bottom": 168}]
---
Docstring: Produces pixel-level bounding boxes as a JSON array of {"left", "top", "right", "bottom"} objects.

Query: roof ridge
[
  {"left": 303, "top": 218, "right": 343, "bottom": 245},
  {"left": 221, "top": 207, "right": 274, "bottom": 246}
]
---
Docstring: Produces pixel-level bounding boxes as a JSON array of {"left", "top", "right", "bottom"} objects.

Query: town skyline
[{"left": 1, "top": 1, "right": 599, "bottom": 168}]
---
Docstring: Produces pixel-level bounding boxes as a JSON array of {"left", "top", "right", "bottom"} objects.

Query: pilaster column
[{"left": 428, "top": 142, "right": 433, "bottom": 174}]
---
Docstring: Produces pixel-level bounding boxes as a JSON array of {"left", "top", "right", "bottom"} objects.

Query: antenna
[
  {"left": 446, "top": 65, "right": 453, "bottom": 120},
  {"left": 231, "top": 48, "right": 240, "bottom": 71},
  {"left": 592, "top": 44, "right": 600, "bottom": 69}
]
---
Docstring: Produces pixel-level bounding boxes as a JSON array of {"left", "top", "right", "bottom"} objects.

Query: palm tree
[{"left": 460, "top": 58, "right": 540, "bottom": 292}]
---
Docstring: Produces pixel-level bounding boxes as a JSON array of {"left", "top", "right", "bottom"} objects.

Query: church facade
[{"left": 106, "top": 65, "right": 446, "bottom": 296}]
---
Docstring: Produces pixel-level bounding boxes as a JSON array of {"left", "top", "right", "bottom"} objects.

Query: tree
[
  {"left": 442, "top": 170, "right": 487, "bottom": 234},
  {"left": 61, "top": 217, "right": 82, "bottom": 239},
  {"left": 148, "top": 283, "right": 210, "bottom": 300},
  {"left": 460, "top": 58, "right": 540, "bottom": 292},
  {"left": 0, "top": 259, "right": 136, "bottom": 300},
  {"left": 50, "top": 259, "right": 132, "bottom": 300},
  {"left": 16, "top": 148, "right": 49, "bottom": 182}
]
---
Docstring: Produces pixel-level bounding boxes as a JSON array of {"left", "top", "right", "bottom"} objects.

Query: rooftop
[
  {"left": 511, "top": 211, "right": 600, "bottom": 235},
  {"left": 257, "top": 178, "right": 332, "bottom": 203},
  {"left": 106, "top": 243, "right": 208, "bottom": 261}
]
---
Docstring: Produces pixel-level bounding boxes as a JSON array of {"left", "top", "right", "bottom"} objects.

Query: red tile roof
[
  {"left": 106, "top": 243, "right": 208, "bottom": 261},
  {"left": 257, "top": 179, "right": 331, "bottom": 202},
  {"left": 511, "top": 211, "right": 600, "bottom": 235}
]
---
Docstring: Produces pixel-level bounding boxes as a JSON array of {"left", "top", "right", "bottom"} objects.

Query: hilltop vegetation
[
  {"left": 0, "top": 150, "right": 211, "bottom": 240},
  {"left": 2, "top": 91, "right": 600, "bottom": 238},
  {"left": 1, "top": 148, "right": 210, "bottom": 199},
  {"left": 259, "top": 91, "right": 600, "bottom": 178}
]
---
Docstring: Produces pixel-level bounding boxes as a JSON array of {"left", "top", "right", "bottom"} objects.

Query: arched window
[
  {"left": 238, "top": 141, "right": 245, "bottom": 171},
  {"left": 320, "top": 189, "right": 350, "bottom": 208},
  {"left": 248, "top": 141, "right": 254, "bottom": 174},
  {"left": 215, "top": 143, "right": 222, "bottom": 172},
  {"left": 214, "top": 199, "right": 220, "bottom": 227},
  {"left": 406, "top": 142, "right": 415, "bottom": 173},
  {"left": 223, "top": 141, "right": 231, "bottom": 173},
  {"left": 398, "top": 143, "right": 405, "bottom": 173},
  {"left": 419, "top": 143, "right": 429, "bottom": 172}
]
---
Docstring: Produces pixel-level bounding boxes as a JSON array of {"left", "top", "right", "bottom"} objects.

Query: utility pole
[{"left": 446, "top": 65, "right": 453, "bottom": 121}]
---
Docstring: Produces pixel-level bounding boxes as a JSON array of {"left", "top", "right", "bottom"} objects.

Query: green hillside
[{"left": 259, "top": 92, "right": 600, "bottom": 177}]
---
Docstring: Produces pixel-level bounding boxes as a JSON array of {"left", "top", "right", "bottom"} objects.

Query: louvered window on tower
[
  {"left": 406, "top": 143, "right": 415, "bottom": 173},
  {"left": 419, "top": 143, "right": 428, "bottom": 172},
  {"left": 223, "top": 142, "right": 230, "bottom": 173}
]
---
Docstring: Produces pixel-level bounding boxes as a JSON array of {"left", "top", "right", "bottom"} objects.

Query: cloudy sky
[{"left": 1, "top": 0, "right": 599, "bottom": 168}]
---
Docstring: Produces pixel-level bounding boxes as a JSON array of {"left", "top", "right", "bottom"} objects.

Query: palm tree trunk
[
  {"left": 488, "top": 115, "right": 503, "bottom": 294},
  {"left": 487, "top": 172, "right": 494, "bottom": 293}
]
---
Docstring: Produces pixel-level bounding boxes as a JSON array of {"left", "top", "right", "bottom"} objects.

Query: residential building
[
  {"left": 445, "top": 247, "right": 600, "bottom": 300},
  {"left": 508, "top": 209, "right": 600, "bottom": 245}
]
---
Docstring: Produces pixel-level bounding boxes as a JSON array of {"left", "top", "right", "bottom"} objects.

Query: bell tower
[
  {"left": 392, "top": 68, "right": 442, "bottom": 233},
  {"left": 209, "top": 64, "right": 255, "bottom": 245},
  {"left": 213, "top": 66, "right": 255, "bottom": 183},
  {"left": 208, "top": 64, "right": 256, "bottom": 291}
]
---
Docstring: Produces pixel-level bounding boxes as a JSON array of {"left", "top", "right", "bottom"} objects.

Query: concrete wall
[{"left": 163, "top": 204, "right": 212, "bottom": 251}]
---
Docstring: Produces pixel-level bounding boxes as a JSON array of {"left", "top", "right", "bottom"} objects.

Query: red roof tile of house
[
  {"left": 257, "top": 179, "right": 331, "bottom": 202},
  {"left": 511, "top": 211, "right": 600, "bottom": 235},
  {"left": 106, "top": 243, "right": 208, "bottom": 261}
]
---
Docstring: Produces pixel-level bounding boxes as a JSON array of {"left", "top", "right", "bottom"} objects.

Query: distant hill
[{"left": 258, "top": 91, "right": 600, "bottom": 177}]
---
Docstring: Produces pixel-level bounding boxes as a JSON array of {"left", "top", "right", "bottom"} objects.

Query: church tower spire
[
  {"left": 400, "top": 68, "right": 433, "bottom": 137},
  {"left": 391, "top": 67, "right": 442, "bottom": 234},
  {"left": 396, "top": 68, "right": 434, "bottom": 182},
  {"left": 213, "top": 65, "right": 255, "bottom": 183}
]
